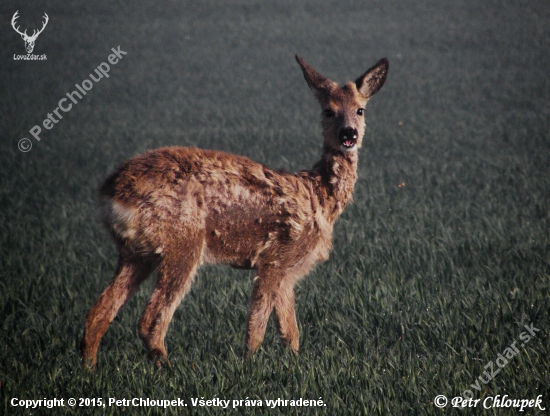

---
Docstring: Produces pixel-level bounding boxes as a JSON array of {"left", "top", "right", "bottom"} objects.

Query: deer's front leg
[
  {"left": 245, "top": 267, "right": 300, "bottom": 355},
  {"left": 245, "top": 272, "right": 275, "bottom": 356},
  {"left": 274, "top": 283, "right": 299, "bottom": 353}
]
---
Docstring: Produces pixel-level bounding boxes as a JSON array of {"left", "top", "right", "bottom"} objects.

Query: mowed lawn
[{"left": 1, "top": 0, "right": 549, "bottom": 414}]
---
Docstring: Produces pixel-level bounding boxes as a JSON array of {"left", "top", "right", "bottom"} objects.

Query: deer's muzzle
[{"left": 339, "top": 127, "right": 358, "bottom": 150}]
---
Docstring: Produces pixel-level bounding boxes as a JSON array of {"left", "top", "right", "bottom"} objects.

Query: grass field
[{"left": 1, "top": 0, "right": 549, "bottom": 414}]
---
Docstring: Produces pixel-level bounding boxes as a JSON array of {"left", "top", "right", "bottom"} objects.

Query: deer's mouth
[{"left": 340, "top": 137, "right": 357, "bottom": 149}]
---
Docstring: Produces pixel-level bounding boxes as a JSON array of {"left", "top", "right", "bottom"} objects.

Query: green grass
[{"left": 1, "top": 0, "right": 549, "bottom": 414}]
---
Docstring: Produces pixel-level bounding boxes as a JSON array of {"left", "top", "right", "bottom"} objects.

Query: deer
[
  {"left": 81, "top": 55, "right": 388, "bottom": 368},
  {"left": 11, "top": 11, "right": 49, "bottom": 54}
]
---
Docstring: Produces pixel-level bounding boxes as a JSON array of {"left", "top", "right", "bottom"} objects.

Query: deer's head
[
  {"left": 12, "top": 11, "right": 49, "bottom": 54},
  {"left": 296, "top": 55, "right": 388, "bottom": 154}
]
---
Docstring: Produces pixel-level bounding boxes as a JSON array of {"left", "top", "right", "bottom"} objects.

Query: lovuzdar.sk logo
[{"left": 12, "top": 10, "right": 49, "bottom": 61}]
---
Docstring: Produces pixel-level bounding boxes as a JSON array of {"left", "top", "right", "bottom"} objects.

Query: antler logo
[{"left": 12, "top": 11, "right": 49, "bottom": 54}]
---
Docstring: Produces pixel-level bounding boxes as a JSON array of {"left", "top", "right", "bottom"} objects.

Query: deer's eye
[
  {"left": 357, "top": 108, "right": 365, "bottom": 116},
  {"left": 323, "top": 109, "right": 335, "bottom": 118}
]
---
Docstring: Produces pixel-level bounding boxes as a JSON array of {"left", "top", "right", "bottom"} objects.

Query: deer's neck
[{"left": 307, "top": 145, "right": 358, "bottom": 223}]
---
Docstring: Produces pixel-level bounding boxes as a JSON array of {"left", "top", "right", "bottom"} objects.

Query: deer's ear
[
  {"left": 295, "top": 55, "right": 338, "bottom": 98},
  {"left": 355, "top": 58, "right": 389, "bottom": 99}
]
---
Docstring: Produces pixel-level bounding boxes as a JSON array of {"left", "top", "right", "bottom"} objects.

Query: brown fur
[{"left": 82, "top": 55, "right": 388, "bottom": 368}]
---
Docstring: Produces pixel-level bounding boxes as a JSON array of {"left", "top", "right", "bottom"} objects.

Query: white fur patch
[
  {"left": 340, "top": 144, "right": 358, "bottom": 153},
  {"left": 110, "top": 200, "right": 139, "bottom": 240}
]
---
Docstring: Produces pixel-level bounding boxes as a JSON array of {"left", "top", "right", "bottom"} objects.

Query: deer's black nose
[{"left": 339, "top": 127, "right": 358, "bottom": 141}]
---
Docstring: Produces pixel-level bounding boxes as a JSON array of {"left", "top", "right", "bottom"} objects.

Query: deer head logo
[{"left": 12, "top": 11, "right": 49, "bottom": 54}]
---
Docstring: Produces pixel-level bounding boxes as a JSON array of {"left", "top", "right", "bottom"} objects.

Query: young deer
[{"left": 82, "top": 55, "right": 388, "bottom": 368}]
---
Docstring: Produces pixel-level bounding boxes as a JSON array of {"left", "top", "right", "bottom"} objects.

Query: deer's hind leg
[
  {"left": 82, "top": 253, "right": 155, "bottom": 369},
  {"left": 138, "top": 235, "right": 204, "bottom": 366}
]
